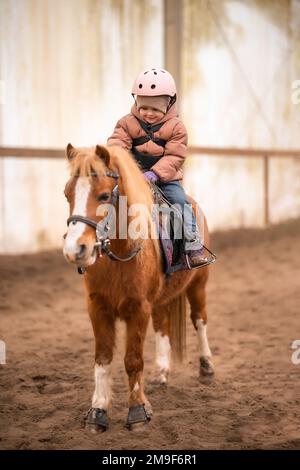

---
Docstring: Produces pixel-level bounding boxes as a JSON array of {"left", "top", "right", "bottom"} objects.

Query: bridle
[{"left": 66, "top": 170, "right": 142, "bottom": 273}]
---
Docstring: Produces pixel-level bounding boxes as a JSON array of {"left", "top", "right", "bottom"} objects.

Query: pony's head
[{"left": 63, "top": 144, "right": 153, "bottom": 267}]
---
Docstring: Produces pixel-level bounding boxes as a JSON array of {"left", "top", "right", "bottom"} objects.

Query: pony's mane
[
  {"left": 68, "top": 147, "right": 107, "bottom": 178},
  {"left": 68, "top": 145, "right": 153, "bottom": 211},
  {"left": 68, "top": 145, "right": 159, "bottom": 258},
  {"left": 107, "top": 146, "right": 153, "bottom": 210}
]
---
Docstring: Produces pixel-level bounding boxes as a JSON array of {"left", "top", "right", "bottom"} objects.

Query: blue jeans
[{"left": 157, "top": 181, "right": 202, "bottom": 249}]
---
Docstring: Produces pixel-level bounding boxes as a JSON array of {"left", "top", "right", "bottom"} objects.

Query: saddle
[
  {"left": 150, "top": 184, "right": 216, "bottom": 276},
  {"left": 150, "top": 184, "right": 190, "bottom": 276}
]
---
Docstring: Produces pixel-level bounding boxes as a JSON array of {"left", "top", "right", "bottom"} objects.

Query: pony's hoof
[
  {"left": 200, "top": 357, "right": 215, "bottom": 376},
  {"left": 128, "top": 421, "right": 150, "bottom": 433},
  {"left": 126, "top": 404, "right": 151, "bottom": 431},
  {"left": 144, "top": 401, "right": 153, "bottom": 417},
  {"left": 150, "top": 370, "right": 169, "bottom": 386},
  {"left": 150, "top": 377, "right": 168, "bottom": 387},
  {"left": 86, "top": 423, "right": 106, "bottom": 434},
  {"left": 84, "top": 408, "right": 108, "bottom": 433}
]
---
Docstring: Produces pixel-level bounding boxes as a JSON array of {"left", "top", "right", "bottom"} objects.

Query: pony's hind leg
[
  {"left": 186, "top": 270, "right": 214, "bottom": 377},
  {"left": 151, "top": 295, "right": 186, "bottom": 385},
  {"left": 121, "top": 298, "right": 152, "bottom": 430},
  {"left": 151, "top": 310, "right": 171, "bottom": 385},
  {"left": 86, "top": 294, "right": 115, "bottom": 433}
]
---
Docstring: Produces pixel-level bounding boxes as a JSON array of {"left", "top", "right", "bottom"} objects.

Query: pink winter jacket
[{"left": 107, "top": 104, "right": 188, "bottom": 182}]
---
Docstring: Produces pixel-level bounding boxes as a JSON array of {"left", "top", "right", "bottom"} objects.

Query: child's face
[{"left": 139, "top": 106, "right": 165, "bottom": 124}]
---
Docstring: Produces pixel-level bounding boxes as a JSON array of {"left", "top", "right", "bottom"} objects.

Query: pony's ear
[
  {"left": 66, "top": 143, "right": 75, "bottom": 160},
  {"left": 95, "top": 145, "right": 110, "bottom": 166}
]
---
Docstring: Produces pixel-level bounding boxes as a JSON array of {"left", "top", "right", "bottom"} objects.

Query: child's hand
[{"left": 144, "top": 171, "right": 159, "bottom": 183}]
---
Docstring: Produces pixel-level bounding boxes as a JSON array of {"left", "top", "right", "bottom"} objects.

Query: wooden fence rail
[{"left": 1, "top": 146, "right": 300, "bottom": 225}]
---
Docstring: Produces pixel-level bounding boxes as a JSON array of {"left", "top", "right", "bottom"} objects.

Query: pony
[{"left": 63, "top": 144, "right": 214, "bottom": 432}]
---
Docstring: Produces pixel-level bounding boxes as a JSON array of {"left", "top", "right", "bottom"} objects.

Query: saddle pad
[{"left": 151, "top": 184, "right": 189, "bottom": 276}]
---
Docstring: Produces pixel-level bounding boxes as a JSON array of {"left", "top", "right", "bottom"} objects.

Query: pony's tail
[{"left": 167, "top": 294, "right": 187, "bottom": 362}]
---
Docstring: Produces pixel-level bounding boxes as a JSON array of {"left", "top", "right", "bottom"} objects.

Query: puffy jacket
[{"left": 107, "top": 104, "right": 188, "bottom": 182}]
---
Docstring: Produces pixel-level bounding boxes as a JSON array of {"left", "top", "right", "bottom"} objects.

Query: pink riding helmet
[{"left": 132, "top": 68, "right": 176, "bottom": 97}]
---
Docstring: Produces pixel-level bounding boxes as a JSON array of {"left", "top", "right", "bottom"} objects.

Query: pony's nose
[{"left": 76, "top": 244, "right": 87, "bottom": 260}]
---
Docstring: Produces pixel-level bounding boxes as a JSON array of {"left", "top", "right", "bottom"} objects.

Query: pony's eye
[{"left": 97, "top": 192, "right": 111, "bottom": 202}]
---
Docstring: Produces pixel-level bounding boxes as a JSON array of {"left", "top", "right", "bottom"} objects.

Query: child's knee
[{"left": 172, "top": 186, "right": 188, "bottom": 207}]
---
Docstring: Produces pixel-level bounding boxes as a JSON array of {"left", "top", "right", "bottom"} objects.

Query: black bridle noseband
[{"left": 66, "top": 170, "right": 142, "bottom": 273}]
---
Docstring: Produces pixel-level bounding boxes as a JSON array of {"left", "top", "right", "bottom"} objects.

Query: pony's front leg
[
  {"left": 85, "top": 295, "right": 115, "bottom": 433},
  {"left": 122, "top": 299, "right": 152, "bottom": 430}
]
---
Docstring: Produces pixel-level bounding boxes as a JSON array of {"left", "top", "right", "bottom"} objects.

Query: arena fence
[{"left": 1, "top": 146, "right": 300, "bottom": 226}]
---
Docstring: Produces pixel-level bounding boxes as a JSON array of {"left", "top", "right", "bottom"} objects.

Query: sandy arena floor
[{"left": 0, "top": 219, "right": 300, "bottom": 450}]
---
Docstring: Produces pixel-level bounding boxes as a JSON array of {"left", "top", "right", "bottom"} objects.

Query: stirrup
[{"left": 185, "top": 245, "right": 217, "bottom": 270}]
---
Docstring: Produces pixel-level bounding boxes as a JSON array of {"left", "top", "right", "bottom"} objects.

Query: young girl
[{"left": 107, "top": 68, "right": 208, "bottom": 268}]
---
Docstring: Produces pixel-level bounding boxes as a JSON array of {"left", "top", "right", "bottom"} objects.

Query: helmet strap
[{"left": 167, "top": 94, "right": 176, "bottom": 111}]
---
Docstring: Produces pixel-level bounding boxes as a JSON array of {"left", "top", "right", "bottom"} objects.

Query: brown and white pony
[{"left": 63, "top": 144, "right": 214, "bottom": 432}]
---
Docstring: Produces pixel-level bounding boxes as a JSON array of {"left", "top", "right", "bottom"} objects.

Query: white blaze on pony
[{"left": 63, "top": 177, "right": 91, "bottom": 261}]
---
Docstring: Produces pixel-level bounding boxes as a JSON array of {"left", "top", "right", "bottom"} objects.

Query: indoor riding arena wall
[{"left": 0, "top": 0, "right": 300, "bottom": 451}]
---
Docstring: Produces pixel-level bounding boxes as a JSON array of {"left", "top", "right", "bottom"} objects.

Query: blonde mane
[
  {"left": 107, "top": 146, "right": 154, "bottom": 211},
  {"left": 67, "top": 145, "right": 157, "bottom": 246},
  {"left": 68, "top": 145, "right": 153, "bottom": 211},
  {"left": 68, "top": 147, "right": 107, "bottom": 178}
]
